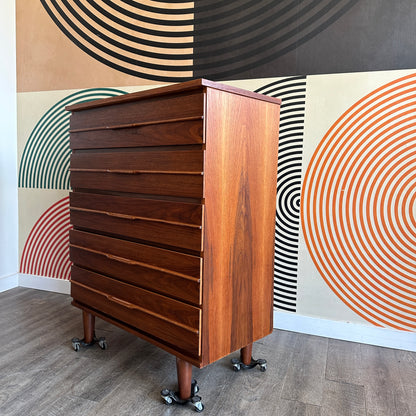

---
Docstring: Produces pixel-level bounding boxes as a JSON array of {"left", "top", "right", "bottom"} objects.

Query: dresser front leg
[
  {"left": 176, "top": 357, "right": 193, "bottom": 400},
  {"left": 71, "top": 310, "right": 107, "bottom": 351},
  {"left": 160, "top": 358, "right": 204, "bottom": 411}
]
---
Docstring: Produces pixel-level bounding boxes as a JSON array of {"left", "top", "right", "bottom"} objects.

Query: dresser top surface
[{"left": 66, "top": 78, "right": 282, "bottom": 112}]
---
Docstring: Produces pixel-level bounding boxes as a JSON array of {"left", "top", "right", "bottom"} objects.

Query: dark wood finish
[
  {"left": 68, "top": 79, "right": 281, "bottom": 398},
  {"left": 70, "top": 171, "right": 203, "bottom": 198},
  {"left": 70, "top": 149, "right": 203, "bottom": 174},
  {"left": 68, "top": 91, "right": 203, "bottom": 130},
  {"left": 176, "top": 358, "right": 193, "bottom": 400},
  {"left": 70, "top": 209, "right": 202, "bottom": 252},
  {"left": 70, "top": 193, "right": 203, "bottom": 226},
  {"left": 240, "top": 344, "right": 253, "bottom": 366},
  {"left": 70, "top": 118, "right": 204, "bottom": 149},
  {"left": 69, "top": 230, "right": 201, "bottom": 278},
  {"left": 71, "top": 282, "right": 200, "bottom": 357},
  {"left": 71, "top": 269, "right": 200, "bottom": 330},
  {"left": 201, "top": 87, "right": 279, "bottom": 366},
  {"left": 82, "top": 310, "right": 95, "bottom": 344}
]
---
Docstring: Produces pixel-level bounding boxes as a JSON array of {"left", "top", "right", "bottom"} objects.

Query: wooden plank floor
[{"left": 1, "top": 287, "right": 416, "bottom": 415}]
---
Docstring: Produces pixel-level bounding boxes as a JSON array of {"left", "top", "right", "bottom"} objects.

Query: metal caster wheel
[
  {"left": 98, "top": 337, "right": 107, "bottom": 350},
  {"left": 259, "top": 361, "right": 267, "bottom": 372},
  {"left": 231, "top": 358, "right": 241, "bottom": 372},
  {"left": 72, "top": 338, "right": 81, "bottom": 352},
  {"left": 161, "top": 389, "right": 174, "bottom": 405},
  {"left": 160, "top": 380, "right": 204, "bottom": 412},
  {"left": 191, "top": 379, "right": 199, "bottom": 395},
  {"left": 192, "top": 397, "right": 204, "bottom": 413},
  {"left": 231, "top": 357, "right": 267, "bottom": 372}
]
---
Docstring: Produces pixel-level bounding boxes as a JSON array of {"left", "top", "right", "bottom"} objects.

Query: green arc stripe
[{"left": 19, "top": 88, "right": 127, "bottom": 189}]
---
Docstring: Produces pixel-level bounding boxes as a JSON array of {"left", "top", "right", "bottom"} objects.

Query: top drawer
[
  {"left": 70, "top": 119, "right": 204, "bottom": 150},
  {"left": 69, "top": 91, "right": 204, "bottom": 131}
]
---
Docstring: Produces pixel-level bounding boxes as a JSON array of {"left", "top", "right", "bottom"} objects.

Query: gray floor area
[{"left": 1, "top": 287, "right": 415, "bottom": 415}]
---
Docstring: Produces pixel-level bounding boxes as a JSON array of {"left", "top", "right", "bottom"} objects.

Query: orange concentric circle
[{"left": 301, "top": 73, "right": 416, "bottom": 331}]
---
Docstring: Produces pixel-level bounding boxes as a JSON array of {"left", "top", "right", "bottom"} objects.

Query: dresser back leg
[{"left": 83, "top": 310, "right": 95, "bottom": 344}]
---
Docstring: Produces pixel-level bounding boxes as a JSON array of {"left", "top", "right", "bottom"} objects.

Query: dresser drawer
[
  {"left": 69, "top": 91, "right": 204, "bottom": 131},
  {"left": 70, "top": 193, "right": 203, "bottom": 227},
  {"left": 70, "top": 209, "right": 202, "bottom": 252},
  {"left": 71, "top": 269, "right": 201, "bottom": 356},
  {"left": 70, "top": 171, "right": 203, "bottom": 198},
  {"left": 70, "top": 149, "right": 203, "bottom": 174},
  {"left": 70, "top": 230, "right": 201, "bottom": 305},
  {"left": 70, "top": 119, "right": 203, "bottom": 149}
]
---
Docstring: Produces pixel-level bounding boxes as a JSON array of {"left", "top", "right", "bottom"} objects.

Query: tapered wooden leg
[
  {"left": 176, "top": 357, "right": 193, "bottom": 400},
  {"left": 240, "top": 343, "right": 253, "bottom": 366},
  {"left": 83, "top": 310, "right": 95, "bottom": 344}
]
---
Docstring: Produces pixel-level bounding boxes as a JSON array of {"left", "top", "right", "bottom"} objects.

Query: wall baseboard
[
  {"left": 18, "top": 273, "right": 70, "bottom": 295},
  {"left": 274, "top": 310, "right": 416, "bottom": 352},
  {"left": 0, "top": 273, "right": 19, "bottom": 293}
]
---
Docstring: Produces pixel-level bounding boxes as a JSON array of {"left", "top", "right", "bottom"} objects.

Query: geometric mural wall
[
  {"left": 19, "top": 88, "right": 126, "bottom": 190},
  {"left": 301, "top": 73, "right": 416, "bottom": 331},
  {"left": 16, "top": 0, "right": 416, "bottom": 331},
  {"left": 255, "top": 76, "right": 307, "bottom": 312},
  {"left": 20, "top": 196, "right": 72, "bottom": 280},
  {"left": 18, "top": 89, "right": 126, "bottom": 280}
]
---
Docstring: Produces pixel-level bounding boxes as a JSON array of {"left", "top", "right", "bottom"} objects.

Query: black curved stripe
[
  {"left": 41, "top": 0, "right": 193, "bottom": 81},
  {"left": 256, "top": 76, "right": 306, "bottom": 312},
  {"left": 70, "top": 0, "right": 193, "bottom": 59},
  {"left": 42, "top": 1, "right": 359, "bottom": 81},
  {"left": 193, "top": 0, "right": 359, "bottom": 78},
  {"left": 98, "top": 0, "right": 194, "bottom": 25}
]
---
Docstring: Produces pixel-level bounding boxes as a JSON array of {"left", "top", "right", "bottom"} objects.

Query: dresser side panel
[{"left": 202, "top": 88, "right": 280, "bottom": 365}]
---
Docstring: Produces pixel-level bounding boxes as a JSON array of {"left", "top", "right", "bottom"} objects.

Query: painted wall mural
[
  {"left": 20, "top": 197, "right": 72, "bottom": 280},
  {"left": 301, "top": 73, "right": 416, "bottom": 331},
  {"left": 255, "top": 76, "right": 307, "bottom": 313},
  {"left": 18, "top": 88, "right": 127, "bottom": 280},
  {"left": 16, "top": 0, "right": 416, "bottom": 332}
]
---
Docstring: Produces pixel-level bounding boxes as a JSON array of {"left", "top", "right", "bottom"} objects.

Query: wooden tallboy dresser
[{"left": 67, "top": 79, "right": 281, "bottom": 411}]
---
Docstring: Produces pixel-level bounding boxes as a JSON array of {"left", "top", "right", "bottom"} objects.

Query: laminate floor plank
[
  {"left": 320, "top": 379, "right": 366, "bottom": 416},
  {"left": 325, "top": 338, "right": 364, "bottom": 385},
  {"left": 1, "top": 288, "right": 415, "bottom": 415},
  {"left": 359, "top": 343, "right": 405, "bottom": 416},
  {"left": 280, "top": 334, "right": 329, "bottom": 406}
]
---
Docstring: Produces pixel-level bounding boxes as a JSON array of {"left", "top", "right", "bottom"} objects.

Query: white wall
[{"left": 0, "top": 0, "right": 18, "bottom": 290}]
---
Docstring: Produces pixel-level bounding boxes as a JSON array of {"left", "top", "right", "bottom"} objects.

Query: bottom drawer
[{"left": 71, "top": 269, "right": 201, "bottom": 357}]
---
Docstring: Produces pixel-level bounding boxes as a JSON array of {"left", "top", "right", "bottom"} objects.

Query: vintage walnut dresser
[{"left": 67, "top": 79, "right": 281, "bottom": 411}]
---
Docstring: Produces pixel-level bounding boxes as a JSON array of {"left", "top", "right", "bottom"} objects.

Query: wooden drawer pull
[
  {"left": 106, "top": 295, "right": 137, "bottom": 309},
  {"left": 105, "top": 212, "right": 137, "bottom": 220},
  {"left": 105, "top": 253, "right": 136, "bottom": 264},
  {"left": 105, "top": 295, "right": 199, "bottom": 334},
  {"left": 69, "top": 115, "right": 203, "bottom": 133}
]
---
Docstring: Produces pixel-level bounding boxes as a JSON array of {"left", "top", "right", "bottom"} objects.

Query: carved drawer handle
[
  {"left": 105, "top": 211, "right": 137, "bottom": 220},
  {"left": 105, "top": 253, "right": 137, "bottom": 265},
  {"left": 106, "top": 295, "right": 138, "bottom": 309}
]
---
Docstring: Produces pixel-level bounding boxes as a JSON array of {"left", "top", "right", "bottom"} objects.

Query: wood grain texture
[
  {"left": 70, "top": 171, "right": 203, "bottom": 198},
  {"left": 70, "top": 193, "right": 203, "bottom": 226},
  {"left": 2, "top": 288, "right": 416, "bottom": 415},
  {"left": 201, "top": 87, "right": 280, "bottom": 365},
  {"left": 70, "top": 119, "right": 204, "bottom": 149},
  {"left": 70, "top": 149, "right": 203, "bottom": 174},
  {"left": 70, "top": 209, "right": 202, "bottom": 252},
  {"left": 69, "top": 91, "right": 204, "bottom": 130}
]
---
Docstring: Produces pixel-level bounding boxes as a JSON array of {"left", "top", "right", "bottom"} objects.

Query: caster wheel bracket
[
  {"left": 161, "top": 379, "right": 204, "bottom": 412},
  {"left": 71, "top": 335, "right": 107, "bottom": 351},
  {"left": 231, "top": 357, "right": 267, "bottom": 372}
]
